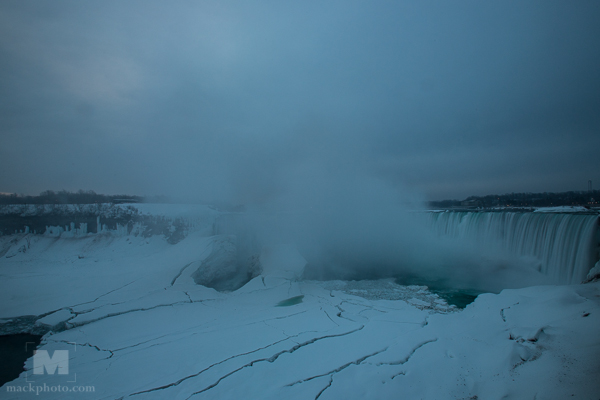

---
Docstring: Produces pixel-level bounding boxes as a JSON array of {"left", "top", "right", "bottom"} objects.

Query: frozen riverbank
[{"left": 1, "top": 225, "right": 599, "bottom": 399}]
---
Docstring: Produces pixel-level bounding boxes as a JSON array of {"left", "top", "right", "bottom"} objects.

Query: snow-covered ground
[
  {"left": 534, "top": 206, "right": 592, "bottom": 213},
  {"left": 0, "top": 203, "right": 219, "bottom": 220},
  {"left": 1, "top": 213, "right": 599, "bottom": 399}
]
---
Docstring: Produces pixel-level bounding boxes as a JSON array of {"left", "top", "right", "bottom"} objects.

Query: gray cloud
[{"left": 1, "top": 0, "right": 599, "bottom": 203}]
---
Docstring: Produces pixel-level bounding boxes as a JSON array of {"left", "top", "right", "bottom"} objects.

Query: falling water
[{"left": 428, "top": 211, "right": 600, "bottom": 284}]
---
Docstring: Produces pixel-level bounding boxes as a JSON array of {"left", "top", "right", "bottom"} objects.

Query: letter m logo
[{"left": 33, "top": 350, "right": 69, "bottom": 375}]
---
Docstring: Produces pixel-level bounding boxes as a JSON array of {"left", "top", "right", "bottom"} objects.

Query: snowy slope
[{"left": 0, "top": 209, "right": 599, "bottom": 399}]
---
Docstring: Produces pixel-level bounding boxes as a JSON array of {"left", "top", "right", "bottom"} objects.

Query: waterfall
[{"left": 428, "top": 211, "right": 600, "bottom": 284}]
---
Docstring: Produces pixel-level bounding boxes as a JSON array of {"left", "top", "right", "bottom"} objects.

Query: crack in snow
[
  {"left": 51, "top": 340, "right": 114, "bottom": 359},
  {"left": 377, "top": 338, "right": 438, "bottom": 366},
  {"left": 182, "top": 291, "right": 193, "bottom": 303},
  {"left": 68, "top": 301, "right": 192, "bottom": 328},
  {"left": 72, "top": 289, "right": 182, "bottom": 315},
  {"left": 131, "top": 327, "right": 363, "bottom": 397},
  {"left": 358, "top": 307, "right": 387, "bottom": 315},
  {"left": 109, "top": 333, "right": 174, "bottom": 353},
  {"left": 129, "top": 335, "right": 298, "bottom": 396},
  {"left": 335, "top": 304, "right": 355, "bottom": 322},
  {"left": 237, "top": 281, "right": 289, "bottom": 295},
  {"left": 286, "top": 347, "right": 388, "bottom": 388},
  {"left": 266, "top": 310, "right": 309, "bottom": 321},
  {"left": 171, "top": 262, "right": 194, "bottom": 286},
  {"left": 67, "top": 280, "right": 139, "bottom": 310},
  {"left": 183, "top": 326, "right": 365, "bottom": 398},
  {"left": 321, "top": 308, "right": 340, "bottom": 327},
  {"left": 35, "top": 307, "right": 71, "bottom": 320},
  {"left": 262, "top": 320, "right": 322, "bottom": 341},
  {"left": 315, "top": 375, "right": 333, "bottom": 400},
  {"left": 391, "top": 371, "right": 405, "bottom": 379}
]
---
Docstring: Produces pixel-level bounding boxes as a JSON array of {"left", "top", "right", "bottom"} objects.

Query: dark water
[{"left": 0, "top": 334, "right": 42, "bottom": 387}]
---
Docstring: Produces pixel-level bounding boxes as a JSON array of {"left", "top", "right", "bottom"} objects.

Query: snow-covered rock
[
  {"left": 585, "top": 260, "right": 600, "bottom": 282},
  {"left": 191, "top": 235, "right": 260, "bottom": 292}
]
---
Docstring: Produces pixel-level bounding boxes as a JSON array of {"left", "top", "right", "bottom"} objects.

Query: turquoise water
[
  {"left": 276, "top": 295, "right": 304, "bottom": 307},
  {"left": 394, "top": 276, "right": 483, "bottom": 309},
  {"left": 428, "top": 288, "right": 481, "bottom": 309}
]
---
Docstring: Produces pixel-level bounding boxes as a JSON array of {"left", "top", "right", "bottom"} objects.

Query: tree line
[
  {"left": 429, "top": 190, "right": 600, "bottom": 209},
  {"left": 0, "top": 190, "right": 144, "bottom": 205}
]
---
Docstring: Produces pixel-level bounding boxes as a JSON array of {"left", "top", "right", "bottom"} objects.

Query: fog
[
  {"left": 240, "top": 164, "right": 551, "bottom": 293},
  {"left": 1, "top": 1, "right": 597, "bottom": 292}
]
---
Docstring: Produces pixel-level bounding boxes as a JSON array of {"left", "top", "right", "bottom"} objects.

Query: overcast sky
[{"left": 1, "top": 0, "right": 599, "bottom": 204}]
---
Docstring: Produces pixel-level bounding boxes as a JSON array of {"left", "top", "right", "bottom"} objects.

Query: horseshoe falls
[{"left": 428, "top": 211, "right": 600, "bottom": 284}]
